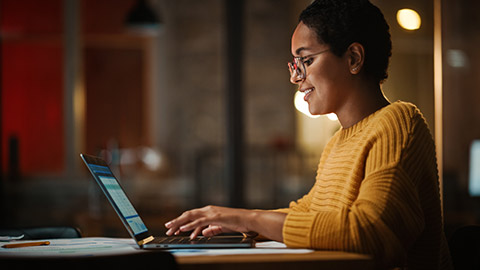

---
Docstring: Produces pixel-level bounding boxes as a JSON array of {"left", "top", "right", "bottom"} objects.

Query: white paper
[
  {"left": 170, "top": 241, "right": 313, "bottom": 257},
  {"left": 0, "top": 237, "right": 141, "bottom": 257},
  {"left": 0, "top": 238, "right": 313, "bottom": 258},
  {"left": 255, "top": 241, "right": 289, "bottom": 248},
  {"left": 0, "top": 235, "right": 24, "bottom": 241}
]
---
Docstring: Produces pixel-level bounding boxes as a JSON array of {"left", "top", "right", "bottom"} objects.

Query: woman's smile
[{"left": 301, "top": 87, "right": 315, "bottom": 101}]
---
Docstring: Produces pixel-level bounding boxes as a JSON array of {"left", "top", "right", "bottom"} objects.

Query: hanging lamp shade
[{"left": 125, "top": 0, "right": 161, "bottom": 34}]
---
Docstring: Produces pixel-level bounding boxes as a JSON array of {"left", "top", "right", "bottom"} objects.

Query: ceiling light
[{"left": 396, "top": 8, "right": 421, "bottom": 31}]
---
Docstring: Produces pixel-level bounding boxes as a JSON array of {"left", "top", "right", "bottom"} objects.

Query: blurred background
[{"left": 0, "top": 0, "right": 479, "bottom": 239}]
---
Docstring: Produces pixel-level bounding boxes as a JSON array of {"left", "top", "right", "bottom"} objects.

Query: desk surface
[
  {"left": 0, "top": 237, "right": 373, "bottom": 270},
  {"left": 176, "top": 250, "right": 373, "bottom": 270}
]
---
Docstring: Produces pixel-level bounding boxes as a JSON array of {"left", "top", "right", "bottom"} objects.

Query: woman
[{"left": 165, "top": 0, "right": 452, "bottom": 268}]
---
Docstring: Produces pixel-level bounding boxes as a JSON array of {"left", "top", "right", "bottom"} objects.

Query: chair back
[{"left": 0, "top": 226, "right": 81, "bottom": 240}]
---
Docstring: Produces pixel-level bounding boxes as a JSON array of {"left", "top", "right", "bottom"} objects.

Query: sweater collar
[{"left": 336, "top": 102, "right": 396, "bottom": 142}]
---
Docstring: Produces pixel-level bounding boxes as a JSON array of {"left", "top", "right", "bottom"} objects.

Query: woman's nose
[{"left": 290, "top": 73, "right": 303, "bottom": 84}]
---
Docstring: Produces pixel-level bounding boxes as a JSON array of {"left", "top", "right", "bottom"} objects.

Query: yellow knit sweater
[{"left": 280, "top": 101, "right": 452, "bottom": 269}]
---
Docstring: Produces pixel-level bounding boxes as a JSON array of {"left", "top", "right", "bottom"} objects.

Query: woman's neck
[{"left": 336, "top": 84, "right": 390, "bottom": 128}]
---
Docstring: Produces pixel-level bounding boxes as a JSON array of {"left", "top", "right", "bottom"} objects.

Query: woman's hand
[
  {"left": 164, "top": 205, "right": 250, "bottom": 239},
  {"left": 165, "top": 205, "right": 287, "bottom": 241}
]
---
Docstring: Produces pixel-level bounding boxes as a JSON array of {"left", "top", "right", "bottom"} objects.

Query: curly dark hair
[{"left": 299, "top": 0, "right": 392, "bottom": 83}]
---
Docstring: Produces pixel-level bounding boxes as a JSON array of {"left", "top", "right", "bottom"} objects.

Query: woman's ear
[{"left": 348, "top": 42, "right": 365, "bottom": 74}]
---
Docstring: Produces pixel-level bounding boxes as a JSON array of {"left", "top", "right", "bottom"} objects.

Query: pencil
[{"left": 2, "top": 241, "right": 50, "bottom": 249}]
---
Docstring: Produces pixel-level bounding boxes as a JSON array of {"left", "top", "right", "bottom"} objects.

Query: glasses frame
[{"left": 288, "top": 49, "right": 330, "bottom": 81}]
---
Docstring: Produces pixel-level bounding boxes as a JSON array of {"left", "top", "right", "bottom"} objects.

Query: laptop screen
[
  {"left": 97, "top": 174, "right": 148, "bottom": 235},
  {"left": 81, "top": 154, "right": 149, "bottom": 238},
  {"left": 469, "top": 140, "right": 480, "bottom": 196}
]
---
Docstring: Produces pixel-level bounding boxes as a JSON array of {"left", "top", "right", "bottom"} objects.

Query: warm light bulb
[{"left": 397, "top": 9, "right": 421, "bottom": 30}]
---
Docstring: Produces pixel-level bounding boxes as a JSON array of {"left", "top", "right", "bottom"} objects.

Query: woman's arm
[{"left": 165, "top": 206, "right": 287, "bottom": 241}]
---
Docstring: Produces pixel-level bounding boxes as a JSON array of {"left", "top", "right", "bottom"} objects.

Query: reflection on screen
[
  {"left": 87, "top": 163, "right": 148, "bottom": 236},
  {"left": 469, "top": 140, "right": 480, "bottom": 196}
]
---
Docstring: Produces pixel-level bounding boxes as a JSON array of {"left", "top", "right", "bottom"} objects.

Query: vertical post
[
  {"left": 64, "top": 0, "right": 84, "bottom": 178},
  {"left": 224, "top": 0, "right": 245, "bottom": 208},
  {"left": 0, "top": 2, "right": 4, "bottom": 225},
  {"left": 433, "top": 0, "right": 443, "bottom": 212}
]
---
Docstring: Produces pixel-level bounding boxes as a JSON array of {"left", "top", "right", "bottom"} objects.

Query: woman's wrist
[
  {"left": 244, "top": 209, "right": 286, "bottom": 242},
  {"left": 243, "top": 209, "right": 260, "bottom": 233}
]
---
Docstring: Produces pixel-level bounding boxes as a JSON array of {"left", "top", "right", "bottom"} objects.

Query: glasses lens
[
  {"left": 288, "top": 62, "right": 296, "bottom": 77},
  {"left": 288, "top": 58, "right": 307, "bottom": 81},
  {"left": 289, "top": 58, "right": 304, "bottom": 80}
]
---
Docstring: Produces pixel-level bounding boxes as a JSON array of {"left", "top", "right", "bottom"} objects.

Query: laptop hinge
[{"left": 138, "top": 236, "right": 154, "bottom": 246}]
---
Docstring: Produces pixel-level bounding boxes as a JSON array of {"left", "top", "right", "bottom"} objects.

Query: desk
[
  {"left": 0, "top": 238, "right": 373, "bottom": 270},
  {"left": 172, "top": 240, "right": 373, "bottom": 270},
  {"left": 176, "top": 251, "right": 373, "bottom": 270}
]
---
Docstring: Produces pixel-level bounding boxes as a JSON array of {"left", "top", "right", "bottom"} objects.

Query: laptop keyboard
[{"left": 155, "top": 236, "right": 209, "bottom": 244}]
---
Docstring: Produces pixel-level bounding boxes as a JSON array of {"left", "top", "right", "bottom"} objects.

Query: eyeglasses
[{"left": 288, "top": 49, "right": 330, "bottom": 81}]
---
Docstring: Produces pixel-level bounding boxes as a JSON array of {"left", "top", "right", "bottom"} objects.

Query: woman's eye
[{"left": 303, "top": 58, "right": 313, "bottom": 66}]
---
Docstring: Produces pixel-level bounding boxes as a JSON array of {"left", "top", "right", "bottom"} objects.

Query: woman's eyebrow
[{"left": 295, "top": 47, "right": 309, "bottom": 56}]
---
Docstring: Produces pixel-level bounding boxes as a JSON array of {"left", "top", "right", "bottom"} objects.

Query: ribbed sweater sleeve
[{"left": 280, "top": 101, "right": 451, "bottom": 269}]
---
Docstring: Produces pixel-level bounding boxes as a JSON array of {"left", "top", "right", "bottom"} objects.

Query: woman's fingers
[
  {"left": 164, "top": 205, "right": 245, "bottom": 237},
  {"left": 165, "top": 209, "right": 199, "bottom": 235},
  {"left": 202, "top": 225, "right": 224, "bottom": 237},
  {"left": 189, "top": 226, "right": 204, "bottom": 240},
  {"left": 179, "top": 217, "right": 210, "bottom": 232}
]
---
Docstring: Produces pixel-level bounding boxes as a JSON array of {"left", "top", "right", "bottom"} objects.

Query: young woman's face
[{"left": 290, "top": 22, "right": 352, "bottom": 116}]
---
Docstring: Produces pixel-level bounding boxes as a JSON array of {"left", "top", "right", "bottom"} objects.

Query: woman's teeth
[{"left": 304, "top": 88, "right": 314, "bottom": 94}]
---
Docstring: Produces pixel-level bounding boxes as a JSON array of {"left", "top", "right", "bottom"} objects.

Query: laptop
[{"left": 80, "top": 153, "right": 255, "bottom": 249}]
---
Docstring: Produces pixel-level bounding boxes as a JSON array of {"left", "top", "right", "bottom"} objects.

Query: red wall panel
[{"left": 1, "top": 0, "right": 64, "bottom": 175}]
